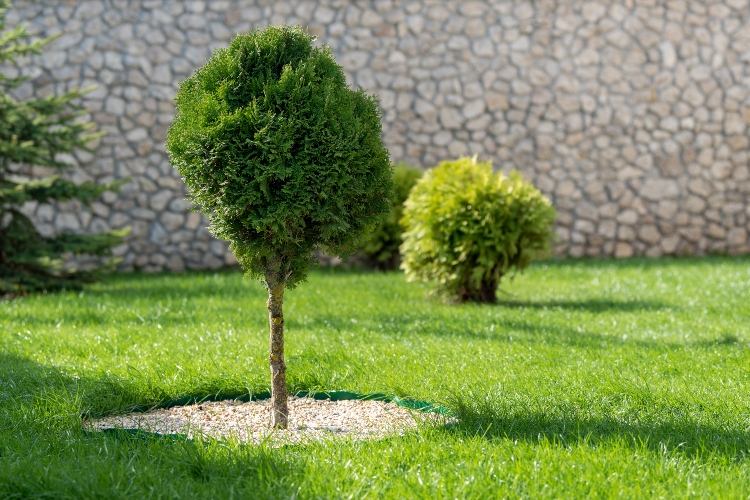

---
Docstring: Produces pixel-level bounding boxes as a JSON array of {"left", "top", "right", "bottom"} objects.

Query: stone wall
[{"left": 11, "top": 0, "right": 750, "bottom": 270}]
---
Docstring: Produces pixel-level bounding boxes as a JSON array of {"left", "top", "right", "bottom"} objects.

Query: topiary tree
[
  {"left": 357, "top": 163, "right": 422, "bottom": 270},
  {"left": 400, "top": 156, "right": 555, "bottom": 303},
  {"left": 0, "top": 1, "right": 124, "bottom": 295},
  {"left": 166, "top": 27, "right": 392, "bottom": 429}
]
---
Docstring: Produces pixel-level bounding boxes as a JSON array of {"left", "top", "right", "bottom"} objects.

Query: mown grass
[{"left": 1, "top": 257, "right": 750, "bottom": 498}]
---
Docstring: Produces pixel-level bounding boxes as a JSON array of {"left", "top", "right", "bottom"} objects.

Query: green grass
[{"left": 2, "top": 257, "right": 750, "bottom": 498}]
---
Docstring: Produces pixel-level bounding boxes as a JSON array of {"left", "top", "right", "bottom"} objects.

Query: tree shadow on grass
[
  {"left": 0, "top": 352, "right": 155, "bottom": 420},
  {"left": 440, "top": 399, "right": 750, "bottom": 461},
  {"left": 0, "top": 352, "right": 303, "bottom": 497}
]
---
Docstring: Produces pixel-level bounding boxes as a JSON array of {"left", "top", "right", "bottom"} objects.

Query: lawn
[{"left": 1, "top": 257, "right": 750, "bottom": 498}]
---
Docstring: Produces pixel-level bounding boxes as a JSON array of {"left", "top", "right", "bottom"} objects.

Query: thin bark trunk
[{"left": 266, "top": 275, "right": 288, "bottom": 429}]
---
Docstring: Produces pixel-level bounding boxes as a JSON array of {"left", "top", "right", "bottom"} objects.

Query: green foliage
[
  {"left": 166, "top": 26, "right": 391, "bottom": 287},
  {"left": 0, "top": 1, "right": 124, "bottom": 295},
  {"left": 400, "top": 156, "right": 556, "bottom": 303},
  {"left": 357, "top": 163, "right": 421, "bottom": 270}
]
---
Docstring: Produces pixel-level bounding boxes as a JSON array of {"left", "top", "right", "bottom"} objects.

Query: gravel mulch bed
[{"left": 85, "top": 396, "right": 442, "bottom": 444}]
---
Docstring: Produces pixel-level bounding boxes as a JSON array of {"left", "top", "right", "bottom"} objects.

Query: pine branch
[
  {"left": 0, "top": 0, "right": 57, "bottom": 63},
  {"left": 45, "top": 228, "right": 129, "bottom": 256},
  {"left": 0, "top": 256, "right": 100, "bottom": 294},
  {"left": 0, "top": 176, "right": 124, "bottom": 206},
  {"left": 0, "top": 73, "right": 29, "bottom": 92},
  {"left": 1, "top": 208, "right": 127, "bottom": 258},
  {"left": 0, "top": 1, "right": 122, "bottom": 293},
  {"left": 0, "top": 90, "right": 102, "bottom": 170}
]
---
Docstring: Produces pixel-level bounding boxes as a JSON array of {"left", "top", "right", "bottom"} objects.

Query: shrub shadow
[
  {"left": 494, "top": 298, "right": 672, "bottom": 312},
  {"left": 302, "top": 312, "right": 697, "bottom": 351}
]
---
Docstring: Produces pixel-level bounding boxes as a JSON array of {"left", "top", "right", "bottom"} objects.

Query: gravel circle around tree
[{"left": 85, "top": 397, "right": 446, "bottom": 445}]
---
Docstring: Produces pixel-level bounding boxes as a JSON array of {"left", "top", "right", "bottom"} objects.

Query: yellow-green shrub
[{"left": 400, "top": 156, "right": 555, "bottom": 303}]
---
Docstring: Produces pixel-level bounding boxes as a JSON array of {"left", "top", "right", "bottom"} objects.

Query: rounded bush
[
  {"left": 166, "top": 26, "right": 391, "bottom": 287},
  {"left": 400, "top": 156, "right": 556, "bottom": 303},
  {"left": 357, "top": 163, "right": 422, "bottom": 270}
]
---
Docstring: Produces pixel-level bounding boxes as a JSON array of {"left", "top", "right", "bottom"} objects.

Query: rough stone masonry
[{"left": 10, "top": 0, "right": 750, "bottom": 271}]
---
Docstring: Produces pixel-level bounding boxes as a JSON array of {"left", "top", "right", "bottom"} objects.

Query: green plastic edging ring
[
  {"left": 147, "top": 389, "right": 450, "bottom": 416},
  {"left": 84, "top": 390, "right": 451, "bottom": 443}
]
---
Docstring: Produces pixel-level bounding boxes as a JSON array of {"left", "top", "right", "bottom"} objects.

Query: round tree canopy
[{"left": 167, "top": 26, "right": 391, "bottom": 286}]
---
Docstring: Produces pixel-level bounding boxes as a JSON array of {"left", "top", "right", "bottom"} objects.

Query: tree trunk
[
  {"left": 266, "top": 275, "right": 288, "bottom": 429},
  {"left": 478, "top": 277, "right": 498, "bottom": 303},
  {"left": 458, "top": 277, "right": 498, "bottom": 303}
]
